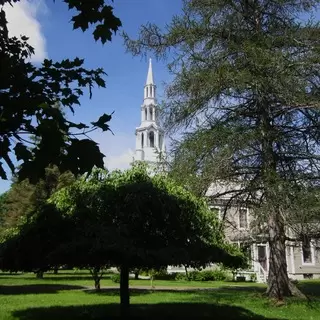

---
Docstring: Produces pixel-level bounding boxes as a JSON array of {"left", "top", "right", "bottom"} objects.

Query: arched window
[
  {"left": 149, "top": 131, "right": 155, "bottom": 148},
  {"left": 145, "top": 108, "right": 147, "bottom": 120},
  {"left": 141, "top": 132, "right": 144, "bottom": 148},
  {"left": 146, "top": 87, "right": 148, "bottom": 97},
  {"left": 150, "top": 108, "right": 153, "bottom": 121}
]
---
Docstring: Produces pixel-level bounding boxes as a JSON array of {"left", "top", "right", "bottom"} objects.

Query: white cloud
[
  {"left": 90, "top": 131, "right": 135, "bottom": 171},
  {"left": 3, "top": 0, "right": 48, "bottom": 63},
  {"left": 105, "top": 149, "right": 135, "bottom": 171}
]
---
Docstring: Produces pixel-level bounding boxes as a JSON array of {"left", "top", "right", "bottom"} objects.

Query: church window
[
  {"left": 145, "top": 109, "right": 147, "bottom": 120},
  {"left": 146, "top": 87, "right": 148, "bottom": 97},
  {"left": 149, "top": 131, "right": 155, "bottom": 148},
  {"left": 141, "top": 133, "right": 144, "bottom": 148},
  {"left": 150, "top": 108, "right": 153, "bottom": 120}
]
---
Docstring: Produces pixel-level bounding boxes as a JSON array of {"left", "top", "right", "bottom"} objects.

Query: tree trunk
[
  {"left": 184, "top": 265, "right": 189, "bottom": 280},
  {"left": 266, "top": 211, "right": 292, "bottom": 299},
  {"left": 120, "top": 265, "right": 130, "bottom": 317},
  {"left": 259, "top": 103, "right": 299, "bottom": 300},
  {"left": 91, "top": 267, "right": 101, "bottom": 292},
  {"left": 36, "top": 270, "right": 43, "bottom": 279},
  {"left": 134, "top": 270, "right": 139, "bottom": 280},
  {"left": 53, "top": 267, "right": 58, "bottom": 275},
  {"left": 94, "top": 278, "right": 101, "bottom": 291}
]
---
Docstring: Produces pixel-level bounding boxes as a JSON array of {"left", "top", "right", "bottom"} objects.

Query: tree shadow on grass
[
  {"left": 180, "top": 286, "right": 320, "bottom": 311},
  {"left": 12, "top": 303, "right": 286, "bottom": 320},
  {"left": 218, "top": 285, "right": 266, "bottom": 293},
  {"left": 298, "top": 282, "right": 320, "bottom": 298},
  {"left": 0, "top": 275, "right": 95, "bottom": 281},
  {"left": 85, "top": 288, "right": 151, "bottom": 297},
  {"left": 0, "top": 284, "right": 85, "bottom": 295},
  {"left": 42, "top": 276, "right": 95, "bottom": 281}
]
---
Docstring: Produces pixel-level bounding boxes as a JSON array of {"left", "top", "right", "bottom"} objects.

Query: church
[{"left": 132, "top": 60, "right": 320, "bottom": 282}]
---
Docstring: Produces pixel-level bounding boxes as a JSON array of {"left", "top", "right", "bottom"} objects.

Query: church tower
[{"left": 135, "top": 59, "right": 166, "bottom": 164}]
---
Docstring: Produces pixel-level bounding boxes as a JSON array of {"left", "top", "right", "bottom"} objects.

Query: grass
[
  {"left": 0, "top": 271, "right": 265, "bottom": 288},
  {"left": 0, "top": 271, "right": 320, "bottom": 319}
]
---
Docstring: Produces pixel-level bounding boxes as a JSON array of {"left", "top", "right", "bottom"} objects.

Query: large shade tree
[
  {"left": 0, "top": 165, "right": 75, "bottom": 230},
  {"left": 0, "top": 164, "right": 245, "bottom": 316},
  {"left": 0, "top": 165, "right": 76, "bottom": 277},
  {"left": 0, "top": 0, "right": 121, "bottom": 182},
  {"left": 123, "top": 0, "right": 320, "bottom": 300}
]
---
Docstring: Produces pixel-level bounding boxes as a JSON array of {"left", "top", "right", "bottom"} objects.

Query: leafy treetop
[
  {"left": 1, "top": 0, "right": 122, "bottom": 44},
  {"left": 49, "top": 163, "right": 244, "bottom": 270},
  {"left": 0, "top": 0, "right": 122, "bottom": 182},
  {"left": 0, "top": 163, "right": 245, "bottom": 313}
]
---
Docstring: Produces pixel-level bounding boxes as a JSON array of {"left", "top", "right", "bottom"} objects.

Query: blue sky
[{"left": 0, "top": 0, "right": 183, "bottom": 193}]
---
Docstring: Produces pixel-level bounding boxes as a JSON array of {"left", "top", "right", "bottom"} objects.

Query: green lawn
[{"left": 0, "top": 271, "right": 320, "bottom": 319}]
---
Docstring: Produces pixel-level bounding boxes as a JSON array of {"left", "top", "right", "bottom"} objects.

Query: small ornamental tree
[
  {"left": 50, "top": 164, "right": 245, "bottom": 315},
  {"left": 0, "top": 164, "right": 245, "bottom": 316}
]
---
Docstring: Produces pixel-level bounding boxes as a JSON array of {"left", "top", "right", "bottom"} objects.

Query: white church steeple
[
  {"left": 146, "top": 58, "right": 154, "bottom": 85},
  {"left": 135, "top": 59, "right": 166, "bottom": 164}
]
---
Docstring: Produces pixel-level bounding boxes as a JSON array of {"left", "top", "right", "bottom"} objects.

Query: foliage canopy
[
  {"left": 0, "top": 164, "right": 244, "bottom": 312},
  {"left": 0, "top": 0, "right": 122, "bottom": 182}
]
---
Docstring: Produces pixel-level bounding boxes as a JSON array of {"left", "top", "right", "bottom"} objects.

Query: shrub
[
  {"left": 250, "top": 273, "right": 257, "bottom": 282},
  {"left": 186, "top": 269, "right": 228, "bottom": 281},
  {"left": 174, "top": 272, "right": 187, "bottom": 281},
  {"left": 154, "top": 272, "right": 176, "bottom": 280},
  {"left": 111, "top": 274, "right": 120, "bottom": 283},
  {"left": 187, "top": 271, "right": 204, "bottom": 281},
  {"left": 139, "top": 268, "right": 176, "bottom": 280},
  {"left": 139, "top": 270, "right": 149, "bottom": 276},
  {"left": 152, "top": 268, "right": 169, "bottom": 279}
]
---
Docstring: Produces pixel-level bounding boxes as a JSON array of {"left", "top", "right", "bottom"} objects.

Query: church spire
[
  {"left": 144, "top": 58, "right": 156, "bottom": 101},
  {"left": 146, "top": 58, "right": 154, "bottom": 85},
  {"left": 135, "top": 59, "right": 166, "bottom": 164}
]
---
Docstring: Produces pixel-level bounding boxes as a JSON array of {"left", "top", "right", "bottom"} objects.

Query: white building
[{"left": 134, "top": 59, "right": 166, "bottom": 165}]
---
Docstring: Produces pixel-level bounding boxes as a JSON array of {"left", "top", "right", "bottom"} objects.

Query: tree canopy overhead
[
  {"left": 124, "top": 0, "right": 320, "bottom": 300},
  {"left": 0, "top": 0, "right": 122, "bottom": 182}
]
